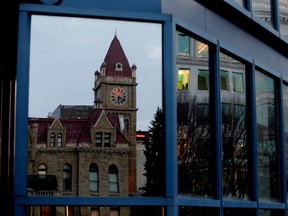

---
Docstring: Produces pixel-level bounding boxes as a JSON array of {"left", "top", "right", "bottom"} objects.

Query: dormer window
[{"left": 115, "top": 63, "right": 123, "bottom": 71}]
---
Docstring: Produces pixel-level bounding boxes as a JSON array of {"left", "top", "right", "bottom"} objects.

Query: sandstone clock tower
[{"left": 93, "top": 35, "right": 138, "bottom": 194}]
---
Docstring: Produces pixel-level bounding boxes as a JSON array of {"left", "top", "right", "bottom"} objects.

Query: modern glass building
[{"left": 1, "top": 0, "right": 288, "bottom": 215}]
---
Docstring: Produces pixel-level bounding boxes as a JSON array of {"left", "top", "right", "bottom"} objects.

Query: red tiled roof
[
  {"left": 103, "top": 35, "right": 132, "bottom": 77},
  {"left": 28, "top": 109, "right": 130, "bottom": 146}
]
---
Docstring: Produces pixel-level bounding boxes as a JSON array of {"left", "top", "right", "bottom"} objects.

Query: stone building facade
[{"left": 28, "top": 35, "right": 138, "bottom": 216}]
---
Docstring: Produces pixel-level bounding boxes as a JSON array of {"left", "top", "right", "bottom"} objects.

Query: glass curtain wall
[
  {"left": 279, "top": 0, "right": 288, "bottom": 36},
  {"left": 220, "top": 53, "right": 250, "bottom": 200},
  {"left": 255, "top": 70, "right": 280, "bottom": 202},
  {"left": 177, "top": 31, "right": 212, "bottom": 198},
  {"left": 252, "top": 0, "right": 273, "bottom": 27},
  {"left": 283, "top": 83, "right": 288, "bottom": 202}
]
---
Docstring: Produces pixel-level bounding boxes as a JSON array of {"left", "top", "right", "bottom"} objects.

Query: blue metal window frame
[
  {"left": 14, "top": 2, "right": 288, "bottom": 216},
  {"left": 174, "top": 19, "right": 288, "bottom": 215},
  {"left": 14, "top": 3, "right": 176, "bottom": 216}
]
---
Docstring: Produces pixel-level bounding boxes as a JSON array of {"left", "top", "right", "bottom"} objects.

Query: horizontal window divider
[
  {"left": 258, "top": 201, "right": 286, "bottom": 209},
  {"left": 15, "top": 196, "right": 174, "bottom": 207},
  {"left": 20, "top": 3, "right": 171, "bottom": 23},
  {"left": 222, "top": 200, "right": 257, "bottom": 208},
  {"left": 176, "top": 196, "right": 220, "bottom": 207}
]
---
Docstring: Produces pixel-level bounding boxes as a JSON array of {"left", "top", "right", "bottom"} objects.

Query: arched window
[
  {"left": 57, "top": 133, "right": 62, "bottom": 147},
  {"left": 38, "top": 164, "right": 47, "bottom": 175},
  {"left": 63, "top": 163, "right": 72, "bottom": 192},
  {"left": 50, "top": 133, "right": 55, "bottom": 147},
  {"left": 109, "top": 165, "right": 119, "bottom": 193},
  {"left": 89, "top": 163, "right": 99, "bottom": 192},
  {"left": 124, "top": 119, "right": 129, "bottom": 133}
]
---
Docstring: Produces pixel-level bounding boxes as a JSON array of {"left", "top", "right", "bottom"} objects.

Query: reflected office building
[
  {"left": 176, "top": 33, "right": 249, "bottom": 199},
  {"left": 27, "top": 35, "right": 140, "bottom": 216},
  {"left": 176, "top": 0, "right": 287, "bottom": 206}
]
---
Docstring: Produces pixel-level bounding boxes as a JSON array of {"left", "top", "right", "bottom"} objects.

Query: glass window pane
[
  {"left": 27, "top": 206, "right": 164, "bottom": 216},
  {"left": 279, "top": 1, "right": 288, "bottom": 37},
  {"left": 232, "top": 0, "right": 245, "bottom": 7},
  {"left": 224, "top": 208, "right": 255, "bottom": 216},
  {"left": 284, "top": 83, "right": 288, "bottom": 202},
  {"left": 252, "top": 0, "right": 273, "bottom": 27},
  {"left": 178, "top": 32, "right": 190, "bottom": 56},
  {"left": 178, "top": 69, "right": 190, "bottom": 90},
  {"left": 177, "top": 32, "right": 212, "bottom": 198},
  {"left": 198, "top": 69, "right": 209, "bottom": 90},
  {"left": 256, "top": 70, "right": 280, "bottom": 201},
  {"left": 179, "top": 207, "right": 218, "bottom": 216},
  {"left": 220, "top": 53, "right": 250, "bottom": 200},
  {"left": 233, "top": 72, "right": 244, "bottom": 92},
  {"left": 27, "top": 15, "right": 163, "bottom": 198},
  {"left": 221, "top": 70, "right": 230, "bottom": 91}
]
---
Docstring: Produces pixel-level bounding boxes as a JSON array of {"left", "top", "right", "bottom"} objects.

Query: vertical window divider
[
  {"left": 163, "top": 18, "right": 178, "bottom": 216},
  {"left": 271, "top": 0, "right": 280, "bottom": 31},
  {"left": 210, "top": 41, "right": 223, "bottom": 205},
  {"left": 246, "top": 0, "right": 252, "bottom": 12},
  {"left": 15, "top": 10, "right": 31, "bottom": 216},
  {"left": 278, "top": 76, "right": 286, "bottom": 203},
  {"left": 249, "top": 60, "right": 259, "bottom": 208}
]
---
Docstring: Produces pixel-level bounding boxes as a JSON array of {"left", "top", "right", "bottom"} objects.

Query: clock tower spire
[{"left": 92, "top": 34, "right": 138, "bottom": 194}]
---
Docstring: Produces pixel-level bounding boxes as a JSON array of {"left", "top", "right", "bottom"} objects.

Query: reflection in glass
[
  {"left": 179, "top": 206, "right": 217, "bottom": 216},
  {"left": 27, "top": 206, "right": 164, "bottom": 216},
  {"left": 220, "top": 53, "right": 249, "bottom": 200},
  {"left": 256, "top": 71, "right": 280, "bottom": 201},
  {"left": 27, "top": 15, "right": 163, "bottom": 203},
  {"left": 279, "top": 0, "right": 288, "bottom": 37},
  {"left": 198, "top": 69, "right": 209, "bottom": 90},
  {"left": 252, "top": 0, "right": 273, "bottom": 27},
  {"left": 283, "top": 84, "right": 288, "bottom": 202},
  {"left": 259, "top": 209, "right": 284, "bottom": 216},
  {"left": 177, "top": 31, "right": 212, "bottom": 197},
  {"left": 224, "top": 208, "right": 254, "bottom": 216},
  {"left": 233, "top": 0, "right": 244, "bottom": 7},
  {"left": 178, "top": 68, "right": 190, "bottom": 90},
  {"left": 221, "top": 70, "right": 230, "bottom": 91},
  {"left": 178, "top": 32, "right": 190, "bottom": 56}
]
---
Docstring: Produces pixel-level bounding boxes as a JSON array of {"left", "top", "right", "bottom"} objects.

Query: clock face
[{"left": 110, "top": 87, "right": 127, "bottom": 106}]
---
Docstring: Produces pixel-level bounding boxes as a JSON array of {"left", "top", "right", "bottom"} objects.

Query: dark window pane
[
  {"left": 177, "top": 34, "right": 212, "bottom": 198},
  {"left": 256, "top": 71, "right": 280, "bottom": 201},
  {"left": 220, "top": 53, "right": 249, "bottom": 200}
]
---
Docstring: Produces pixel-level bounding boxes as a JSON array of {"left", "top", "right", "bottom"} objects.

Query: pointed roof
[{"left": 103, "top": 35, "right": 132, "bottom": 77}]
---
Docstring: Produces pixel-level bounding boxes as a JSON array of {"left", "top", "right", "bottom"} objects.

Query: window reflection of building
[
  {"left": 232, "top": 0, "right": 288, "bottom": 37},
  {"left": 255, "top": 71, "right": 280, "bottom": 201},
  {"left": 177, "top": 31, "right": 212, "bottom": 198},
  {"left": 177, "top": 31, "right": 249, "bottom": 199},
  {"left": 220, "top": 53, "right": 248, "bottom": 199},
  {"left": 27, "top": 35, "right": 140, "bottom": 216}
]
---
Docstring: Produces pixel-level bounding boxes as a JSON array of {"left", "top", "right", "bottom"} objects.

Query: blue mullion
[
  {"left": 15, "top": 10, "right": 31, "bottom": 198},
  {"left": 15, "top": 10, "right": 31, "bottom": 216},
  {"left": 210, "top": 40, "right": 222, "bottom": 213},
  {"left": 250, "top": 61, "right": 259, "bottom": 207},
  {"left": 163, "top": 14, "right": 178, "bottom": 211},
  {"left": 163, "top": 17, "right": 179, "bottom": 216},
  {"left": 278, "top": 77, "right": 286, "bottom": 204},
  {"left": 271, "top": 0, "right": 280, "bottom": 31}
]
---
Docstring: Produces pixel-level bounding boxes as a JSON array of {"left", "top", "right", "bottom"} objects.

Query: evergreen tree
[{"left": 140, "top": 107, "right": 165, "bottom": 196}]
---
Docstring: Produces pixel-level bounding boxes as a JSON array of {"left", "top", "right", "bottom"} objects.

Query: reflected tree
[
  {"left": 138, "top": 107, "right": 164, "bottom": 216},
  {"left": 177, "top": 92, "right": 212, "bottom": 197},
  {"left": 177, "top": 91, "right": 249, "bottom": 199},
  {"left": 140, "top": 107, "right": 165, "bottom": 197},
  {"left": 222, "top": 96, "right": 248, "bottom": 199}
]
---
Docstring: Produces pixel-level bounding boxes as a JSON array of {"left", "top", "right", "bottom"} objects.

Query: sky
[{"left": 29, "top": 15, "right": 162, "bottom": 131}]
